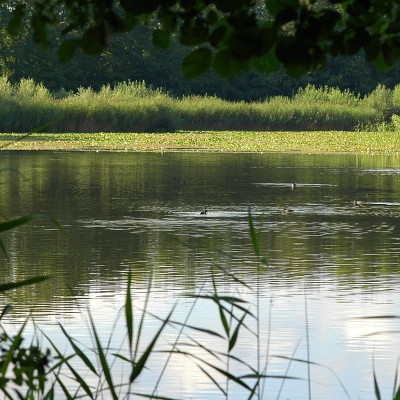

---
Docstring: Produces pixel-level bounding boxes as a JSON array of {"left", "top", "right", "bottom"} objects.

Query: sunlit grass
[
  {"left": 2, "top": 76, "right": 400, "bottom": 133},
  {"left": 1, "top": 131, "right": 400, "bottom": 155}
]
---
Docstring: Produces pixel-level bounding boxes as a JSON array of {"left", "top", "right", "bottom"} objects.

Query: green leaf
[
  {"left": 211, "top": 274, "right": 230, "bottom": 337},
  {"left": 247, "top": 209, "right": 260, "bottom": 257},
  {"left": 0, "top": 215, "right": 37, "bottom": 233},
  {"left": 89, "top": 313, "right": 118, "bottom": 400},
  {"left": 130, "top": 308, "right": 174, "bottom": 382},
  {"left": 373, "top": 367, "right": 381, "bottom": 400},
  {"left": 125, "top": 270, "right": 134, "bottom": 355},
  {"left": 253, "top": 47, "right": 280, "bottom": 73},
  {"left": 266, "top": 0, "right": 298, "bottom": 16},
  {"left": 6, "top": 4, "right": 26, "bottom": 36},
  {"left": 0, "top": 276, "right": 49, "bottom": 294},
  {"left": 182, "top": 48, "right": 212, "bottom": 79},
  {"left": 58, "top": 39, "right": 80, "bottom": 62},
  {"left": 81, "top": 26, "right": 107, "bottom": 55},
  {"left": 213, "top": 49, "right": 243, "bottom": 77},
  {"left": 152, "top": 29, "right": 171, "bottom": 49},
  {"left": 32, "top": 13, "right": 50, "bottom": 48},
  {"left": 373, "top": 50, "right": 393, "bottom": 73},
  {"left": 180, "top": 19, "right": 209, "bottom": 46},
  {"left": 0, "top": 304, "right": 12, "bottom": 320},
  {"left": 228, "top": 312, "right": 247, "bottom": 352},
  {"left": 58, "top": 324, "right": 98, "bottom": 375}
]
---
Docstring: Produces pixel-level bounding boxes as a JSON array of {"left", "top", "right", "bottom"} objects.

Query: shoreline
[{"left": 1, "top": 131, "right": 400, "bottom": 155}]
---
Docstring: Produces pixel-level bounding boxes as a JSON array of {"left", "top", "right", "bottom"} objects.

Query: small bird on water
[
  {"left": 281, "top": 207, "right": 294, "bottom": 214},
  {"left": 291, "top": 182, "right": 296, "bottom": 190},
  {"left": 353, "top": 200, "right": 364, "bottom": 206},
  {"left": 200, "top": 209, "right": 208, "bottom": 215}
]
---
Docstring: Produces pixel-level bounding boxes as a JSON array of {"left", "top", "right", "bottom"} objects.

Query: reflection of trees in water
[{"left": 0, "top": 151, "right": 400, "bottom": 313}]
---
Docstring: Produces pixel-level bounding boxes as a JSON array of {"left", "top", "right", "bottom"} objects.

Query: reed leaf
[
  {"left": 275, "top": 355, "right": 351, "bottom": 399},
  {"left": 58, "top": 323, "right": 98, "bottom": 376},
  {"left": 229, "top": 311, "right": 247, "bottom": 352},
  {"left": 0, "top": 276, "right": 49, "bottom": 294},
  {"left": 247, "top": 208, "right": 260, "bottom": 257},
  {"left": 54, "top": 375, "right": 74, "bottom": 400},
  {"left": 125, "top": 269, "right": 134, "bottom": 356},
  {"left": 0, "top": 215, "right": 38, "bottom": 233},
  {"left": 130, "top": 308, "right": 175, "bottom": 383},
  {"left": 133, "top": 274, "right": 153, "bottom": 362},
  {"left": 393, "top": 357, "right": 400, "bottom": 400},
  {"left": 211, "top": 273, "right": 230, "bottom": 337},
  {"left": 374, "top": 367, "right": 381, "bottom": 400},
  {"left": 197, "top": 364, "right": 227, "bottom": 396},
  {"left": 43, "top": 331, "right": 94, "bottom": 399},
  {"left": 88, "top": 313, "right": 118, "bottom": 400},
  {"left": 147, "top": 312, "right": 224, "bottom": 339},
  {"left": 174, "top": 338, "right": 222, "bottom": 361},
  {"left": 133, "top": 393, "right": 181, "bottom": 399},
  {"left": 171, "top": 349, "right": 252, "bottom": 391},
  {"left": 0, "top": 320, "right": 27, "bottom": 381},
  {"left": 0, "top": 304, "right": 12, "bottom": 320},
  {"left": 201, "top": 361, "right": 252, "bottom": 391}
]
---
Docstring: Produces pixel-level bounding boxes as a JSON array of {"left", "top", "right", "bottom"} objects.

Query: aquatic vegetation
[{"left": 2, "top": 130, "right": 400, "bottom": 155}]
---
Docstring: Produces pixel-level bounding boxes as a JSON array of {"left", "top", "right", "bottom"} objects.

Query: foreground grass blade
[
  {"left": 247, "top": 208, "right": 260, "bottom": 258},
  {"left": 275, "top": 355, "right": 351, "bottom": 399},
  {"left": 0, "top": 320, "right": 28, "bottom": 379},
  {"left": 229, "top": 312, "right": 247, "bottom": 352},
  {"left": 0, "top": 304, "right": 12, "bottom": 320},
  {"left": 43, "top": 331, "right": 94, "bottom": 399},
  {"left": 374, "top": 368, "right": 381, "bottom": 400},
  {"left": 134, "top": 274, "right": 153, "bottom": 362},
  {"left": 211, "top": 273, "right": 230, "bottom": 337},
  {"left": 126, "top": 269, "right": 134, "bottom": 356},
  {"left": 172, "top": 349, "right": 253, "bottom": 392},
  {"left": 130, "top": 308, "right": 175, "bottom": 383},
  {"left": 393, "top": 357, "right": 400, "bottom": 400},
  {"left": 54, "top": 375, "right": 74, "bottom": 400},
  {"left": 0, "top": 120, "right": 56, "bottom": 150},
  {"left": 0, "top": 276, "right": 49, "bottom": 294},
  {"left": 88, "top": 313, "right": 118, "bottom": 400},
  {"left": 134, "top": 394, "right": 181, "bottom": 400},
  {"left": 58, "top": 323, "right": 98, "bottom": 375},
  {"left": 147, "top": 311, "right": 224, "bottom": 339},
  {"left": 0, "top": 215, "right": 38, "bottom": 233},
  {"left": 372, "top": 353, "right": 382, "bottom": 400},
  {"left": 198, "top": 365, "right": 227, "bottom": 396}
]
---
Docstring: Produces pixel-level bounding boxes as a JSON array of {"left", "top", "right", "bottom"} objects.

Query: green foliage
[
  {"left": 364, "top": 84, "right": 394, "bottom": 120},
  {"left": 2, "top": 0, "right": 400, "bottom": 78},
  {"left": 0, "top": 327, "right": 52, "bottom": 398},
  {"left": 0, "top": 76, "right": 395, "bottom": 132}
]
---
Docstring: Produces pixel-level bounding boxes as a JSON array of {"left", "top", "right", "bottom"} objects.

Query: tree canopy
[{"left": 3, "top": 0, "right": 400, "bottom": 78}]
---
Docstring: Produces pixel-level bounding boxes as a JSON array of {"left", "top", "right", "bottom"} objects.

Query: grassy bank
[
  {"left": 2, "top": 77, "right": 400, "bottom": 132},
  {"left": 2, "top": 130, "right": 400, "bottom": 155}
]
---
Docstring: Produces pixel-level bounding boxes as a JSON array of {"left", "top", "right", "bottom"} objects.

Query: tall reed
[{"left": 0, "top": 76, "right": 396, "bottom": 132}]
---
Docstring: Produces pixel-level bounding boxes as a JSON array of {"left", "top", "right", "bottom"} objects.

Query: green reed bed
[
  {"left": 2, "top": 131, "right": 400, "bottom": 155},
  {"left": 1, "top": 76, "right": 400, "bottom": 133}
]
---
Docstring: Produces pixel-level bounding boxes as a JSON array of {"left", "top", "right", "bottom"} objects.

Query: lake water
[{"left": 1, "top": 150, "right": 400, "bottom": 399}]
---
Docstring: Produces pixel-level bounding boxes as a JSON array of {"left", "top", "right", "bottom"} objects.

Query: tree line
[{"left": 2, "top": 7, "right": 400, "bottom": 102}]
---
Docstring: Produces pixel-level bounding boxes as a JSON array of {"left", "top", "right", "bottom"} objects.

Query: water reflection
[{"left": 1, "top": 151, "right": 400, "bottom": 399}]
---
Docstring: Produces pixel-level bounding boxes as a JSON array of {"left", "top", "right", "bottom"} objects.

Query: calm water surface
[{"left": 1, "top": 151, "right": 400, "bottom": 399}]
